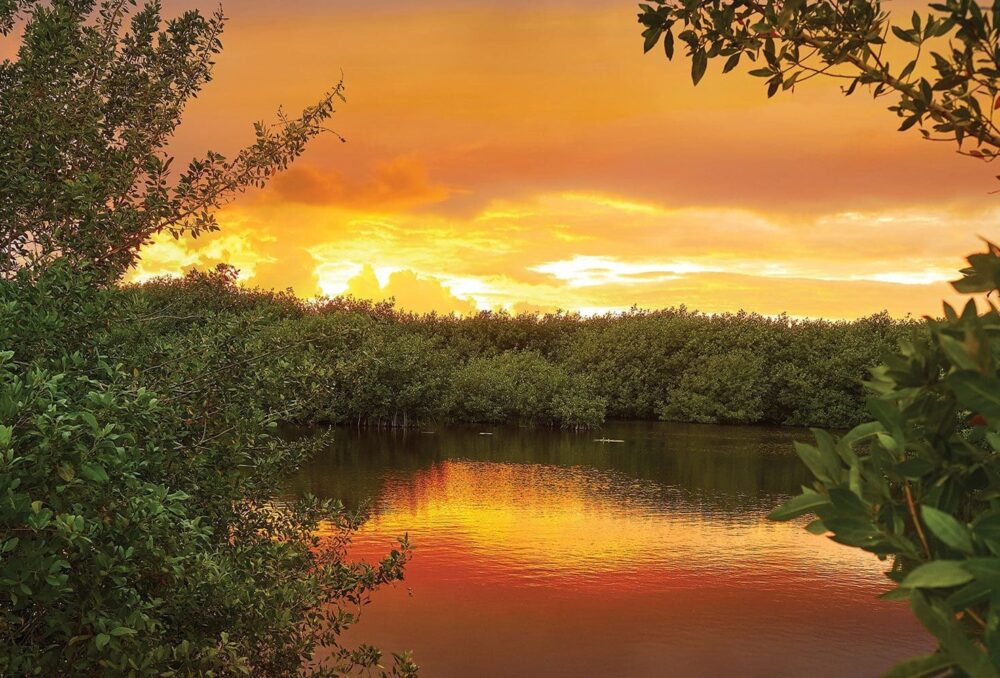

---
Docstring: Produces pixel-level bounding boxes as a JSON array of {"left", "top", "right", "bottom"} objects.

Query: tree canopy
[
  {"left": 0, "top": 0, "right": 344, "bottom": 282},
  {"left": 0, "top": 4, "right": 419, "bottom": 675}
]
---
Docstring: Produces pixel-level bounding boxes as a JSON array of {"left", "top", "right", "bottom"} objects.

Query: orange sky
[{"left": 129, "top": 0, "right": 997, "bottom": 318}]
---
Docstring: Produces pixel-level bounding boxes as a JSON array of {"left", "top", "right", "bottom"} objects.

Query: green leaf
[
  {"left": 921, "top": 506, "right": 974, "bottom": 553},
  {"left": 938, "top": 334, "right": 978, "bottom": 371},
  {"left": 79, "top": 463, "right": 109, "bottom": 484},
  {"left": 946, "top": 580, "right": 991, "bottom": 609},
  {"left": 828, "top": 487, "right": 869, "bottom": 517},
  {"left": 898, "top": 59, "right": 918, "bottom": 82},
  {"left": 56, "top": 464, "right": 75, "bottom": 482},
  {"left": 973, "top": 511, "right": 1000, "bottom": 544},
  {"left": 960, "top": 558, "right": 1000, "bottom": 587},
  {"left": 840, "top": 420, "right": 884, "bottom": 448},
  {"left": 910, "top": 592, "right": 995, "bottom": 676},
  {"left": 663, "top": 30, "right": 674, "bottom": 59},
  {"left": 642, "top": 27, "right": 662, "bottom": 54},
  {"left": 691, "top": 50, "right": 708, "bottom": 85},
  {"left": 883, "top": 652, "right": 954, "bottom": 678},
  {"left": 892, "top": 25, "right": 917, "bottom": 44},
  {"left": 897, "top": 458, "right": 935, "bottom": 479},
  {"left": 812, "top": 429, "right": 842, "bottom": 476},
  {"left": 767, "top": 489, "right": 829, "bottom": 521},
  {"left": 95, "top": 633, "right": 110, "bottom": 650},
  {"left": 899, "top": 114, "right": 920, "bottom": 132},
  {"left": 794, "top": 441, "right": 835, "bottom": 483},
  {"left": 901, "top": 561, "right": 974, "bottom": 588},
  {"left": 110, "top": 626, "right": 134, "bottom": 637},
  {"left": 805, "top": 519, "right": 827, "bottom": 535},
  {"left": 949, "top": 371, "right": 1000, "bottom": 420},
  {"left": 880, "top": 587, "right": 912, "bottom": 601},
  {"left": 79, "top": 411, "right": 99, "bottom": 432}
]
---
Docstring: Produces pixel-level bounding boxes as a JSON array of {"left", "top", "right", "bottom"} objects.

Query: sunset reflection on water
[{"left": 290, "top": 422, "right": 932, "bottom": 677}]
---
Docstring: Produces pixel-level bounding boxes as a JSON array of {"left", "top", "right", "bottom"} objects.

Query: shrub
[
  {"left": 448, "top": 351, "right": 606, "bottom": 428},
  {"left": 112, "top": 274, "right": 910, "bottom": 430},
  {"left": 0, "top": 266, "right": 414, "bottom": 676},
  {"left": 661, "top": 349, "right": 770, "bottom": 424},
  {"left": 770, "top": 243, "right": 1000, "bottom": 675}
]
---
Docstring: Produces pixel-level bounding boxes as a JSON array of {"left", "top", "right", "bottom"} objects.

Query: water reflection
[{"left": 287, "top": 421, "right": 932, "bottom": 677}]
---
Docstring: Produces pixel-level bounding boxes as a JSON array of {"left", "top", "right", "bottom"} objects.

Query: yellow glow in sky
[{"left": 131, "top": 0, "right": 996, "bottom": 318}]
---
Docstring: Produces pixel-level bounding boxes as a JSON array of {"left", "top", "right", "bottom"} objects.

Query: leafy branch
[{"left": 639, "top": 0, "right": 1000, "bottom": 163}]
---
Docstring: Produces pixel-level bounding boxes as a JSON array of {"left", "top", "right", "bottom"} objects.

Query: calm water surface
[{"left": 287, "top": 421, "right": 932, "bottom": 677}]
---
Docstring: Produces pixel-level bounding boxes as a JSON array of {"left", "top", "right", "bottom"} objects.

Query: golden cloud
[
  {"left": 132, "top": 0, "right": 999, "bottom": 322},
  {"left": 130, "top": 187, "right": 987, "bottom": 318},
  {"left": 340, "top": 265, "right": 478, "bottom": 316},
  {"left": 265, "top": 157, "right": 450, "bottom": 212}
]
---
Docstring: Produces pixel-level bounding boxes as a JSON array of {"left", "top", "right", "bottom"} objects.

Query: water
[{"left": 287, "top": 421, "right": 933, "bottom": 677}]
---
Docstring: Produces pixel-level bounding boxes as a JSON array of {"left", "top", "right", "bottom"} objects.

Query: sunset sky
[{"left": 132, "top": 0, "right": 996, "bottom": 318}]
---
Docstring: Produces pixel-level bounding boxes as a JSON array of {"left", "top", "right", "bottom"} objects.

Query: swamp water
[{"left": 287, "top": 421, "right": 932, "bottom": 677}]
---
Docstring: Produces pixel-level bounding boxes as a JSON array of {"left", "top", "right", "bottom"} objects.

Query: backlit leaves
[
  {"left": 638, "top": 0, "right": 1000, "bottom": 183},
  {"left": 1, "top": 1, "right": 346, "bottom": 283}
]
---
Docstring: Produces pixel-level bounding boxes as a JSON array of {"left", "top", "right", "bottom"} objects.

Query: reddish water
[{"left": 290, "top": 422, "right": 933, "bottom": 676}]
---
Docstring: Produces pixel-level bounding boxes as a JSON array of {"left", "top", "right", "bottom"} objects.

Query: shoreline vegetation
[
  {"left": 6, "top": 0, "right": 1000, "bottom": 672},
  {"left": 117, "top": 265, "right": 919, "bottom": 432}
]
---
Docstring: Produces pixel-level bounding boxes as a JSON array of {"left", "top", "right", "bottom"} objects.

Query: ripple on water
[{"left": 291, "top": 422, "right": 932, "bottom": 677}]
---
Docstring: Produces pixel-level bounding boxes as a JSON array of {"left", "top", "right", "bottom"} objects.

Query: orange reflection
[
  {"left": 311, "top": 456, "right": 932, "bottom": 675},
  {"left": 344, "top": 461, "right": 888, "bottom": 590}
]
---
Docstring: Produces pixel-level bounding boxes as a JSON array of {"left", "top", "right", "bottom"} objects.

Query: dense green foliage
[
  {"left": 770, "top": 245, "right": 1000, "bottom": 677},
  {"left": 111, "top": 266, "right": 915, "bottom": 431},
  {"left": 1, "top": 2, "right": 414, "bottom": 675},
  {"left": 0, "top": 264, "right": 414, "bottom": 675}
]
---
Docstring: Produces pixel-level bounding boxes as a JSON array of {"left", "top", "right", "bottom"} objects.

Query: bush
[
  {"left": 0, "top": 266, "right": 413, "bottom": 675},
  {"left": 107, "top": 273, "right": 913, "bottom": 431},
  {"left": 770, "top": 243, "right": 1000, "bottom": 675},
  {"left": 448, "top": 351, "right": 606, "bottom": 428},
  {"left": 661, "top": 349, "right": 770, "bottom": 424}
]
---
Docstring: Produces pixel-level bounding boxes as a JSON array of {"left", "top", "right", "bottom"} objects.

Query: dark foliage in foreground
[
  {"left": 772, "top": 244, "right": 1000, "bottom": 677},
  {"left": 0, "top": 264, "right": 414, "bottom": 675},
  {"left": 1, "top": 1, "right": 413, "bottom": 674},
  {"left": 638, "top": 0, "right": 1000, "bottom": 671}
]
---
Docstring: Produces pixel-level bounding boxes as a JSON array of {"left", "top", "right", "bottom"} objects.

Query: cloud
[
  {"left": 130, "top": 233, "right": 203, "bottom": 283},
  {"left": 129, "top": 226, "right": 277, "bottom": 286},
  {"left": 531, "top": 255, "right": 700, "bottom": 288},
  {"left": 131, "top": 185, "right": 987, "bottom": 318},
  {"left": 134, "top": 0, "right": 998, "bottom": 321},
  {"left": 266, "top": 157, "right": 450, "bottom": 211},
  {"left": 311, "top": 263, "right": 479, "bottom": 315}
]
